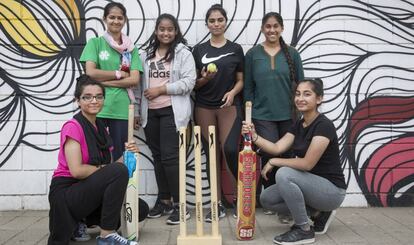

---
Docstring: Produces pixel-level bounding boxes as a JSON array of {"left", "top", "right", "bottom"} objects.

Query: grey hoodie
[{"left": 135, "top": 43, "right": 196, "bottom": 130}]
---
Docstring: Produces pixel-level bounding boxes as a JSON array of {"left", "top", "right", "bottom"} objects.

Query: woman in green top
[
  {"left": 243, "top": 12, "right": 304, "bottom": 217},
  {"left": 80, "top": 2, "right": 142, "bottom": 161}
]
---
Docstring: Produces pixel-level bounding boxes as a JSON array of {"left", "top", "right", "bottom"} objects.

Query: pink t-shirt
[
  {"left": 148, "top": 52, "right": 172, "bottom": 109},
  {"left": 53, "top": 119, "right": 90, "bottom": 178}
]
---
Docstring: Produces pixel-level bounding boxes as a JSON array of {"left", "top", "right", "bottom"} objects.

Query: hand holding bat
[
  {"left": 124, "top": 140, "right": 139, "bottom": 154},
  {"left": 241, "top": 121, "right": 258, "bottom": 143}
]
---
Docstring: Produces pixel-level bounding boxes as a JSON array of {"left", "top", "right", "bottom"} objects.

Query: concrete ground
[{"left": 1, "top": 207, "right": 413, "bottom": 244}]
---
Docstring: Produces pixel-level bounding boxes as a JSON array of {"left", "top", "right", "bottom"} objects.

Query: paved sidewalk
[{"left": 1, "top": 208, "right": 413, "bottom": 244}]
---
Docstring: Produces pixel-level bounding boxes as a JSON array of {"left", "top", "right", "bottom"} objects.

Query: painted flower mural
[{"left": 0, "top": 0, "right": 413, "bottom": 207}]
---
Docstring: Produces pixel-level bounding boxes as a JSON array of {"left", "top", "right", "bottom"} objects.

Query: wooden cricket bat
[
  {"left": 122, "top": 104, "right": 139, "bottom": 241},
  {"left": 236, "top": 101, "right": 256, "bottom": 240}
]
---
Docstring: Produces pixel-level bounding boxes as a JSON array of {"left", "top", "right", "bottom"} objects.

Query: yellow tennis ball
[{"left": 207, "top": 63, "right": 217, "bottom": 73}]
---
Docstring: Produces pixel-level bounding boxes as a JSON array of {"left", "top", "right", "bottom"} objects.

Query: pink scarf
[
  {"left": 103, "top": 32, "right": 136, "bottom": 103},
  {"left": 103, "top": 32, "right": 134, "bottom": 53}
]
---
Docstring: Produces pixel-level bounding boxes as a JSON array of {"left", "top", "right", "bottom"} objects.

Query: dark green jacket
[{"left": 244, "top": 44, "right": 304, "bottom": 121}]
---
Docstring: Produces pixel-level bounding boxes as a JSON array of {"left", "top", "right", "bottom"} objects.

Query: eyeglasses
[{"left": 81, "top": 95, "right": 104, "bottom": 102}]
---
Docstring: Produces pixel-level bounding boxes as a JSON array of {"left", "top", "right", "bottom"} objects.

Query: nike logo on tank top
[{"left": 201, "top": 52, "right": 234, "bottom": 64}]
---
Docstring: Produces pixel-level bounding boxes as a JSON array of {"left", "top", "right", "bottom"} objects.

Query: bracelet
[{"left": 115, "top": 70, "right": 121, "bottom": 80}]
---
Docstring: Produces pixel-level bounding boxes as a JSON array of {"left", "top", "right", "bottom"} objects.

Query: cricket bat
[
  {"left": 121, "top": 104, "right": 139, "bottom": 241},
  {"left": 236, "top": 101, "right": 256, "bottom": 240}
]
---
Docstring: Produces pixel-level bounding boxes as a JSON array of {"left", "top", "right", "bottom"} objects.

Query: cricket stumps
[{"left": 177, "top": 126, "right": 222, "bottom": 245}]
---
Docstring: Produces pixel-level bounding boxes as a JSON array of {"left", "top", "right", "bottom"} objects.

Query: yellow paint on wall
[
  {"left": 55, "top": 0, "right": 81, "bottom": 36},
  {"left": 0, "top": 1, "right": 61, "bottom": 57}
]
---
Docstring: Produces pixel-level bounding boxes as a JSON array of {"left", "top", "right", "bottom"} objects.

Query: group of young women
[{"left": 48, "top": 2, "right": 345, "bottom": 245}]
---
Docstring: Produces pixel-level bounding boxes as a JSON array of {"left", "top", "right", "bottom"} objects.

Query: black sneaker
[
  {"left": 312, "top": 210, "right": 336, "bottom": 235},
  {"left": 147, "top": 200, "right": 173, "bottom": 218},
  {"left": 166, "top": 205, "right": 190, "bottom": 225},
  {"left": 232, "top": 199, "right": 237, "bottom": 219},
  {"left": 264, "top": 208, "right": 276, "bottom": 215},
  {"left": 278, "top": 213, "right": 293, "bottom": 224},
  {"left": 71, "top": 222, "right": 91, "bottom": 242},
  {"left": 205, "top": 202, "right": 226, "bottom": 223},
  {"left": 273, "top": 225, "right": 315, "bottom": 245}
]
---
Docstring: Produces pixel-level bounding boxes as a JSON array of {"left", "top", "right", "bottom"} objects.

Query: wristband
[{"left": 115, "top": 70, "right": 121, "bottom": 80}]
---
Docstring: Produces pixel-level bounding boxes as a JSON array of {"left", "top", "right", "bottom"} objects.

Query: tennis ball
[{"left": 207, "top": 63, "right": 217, "bottom": 73}]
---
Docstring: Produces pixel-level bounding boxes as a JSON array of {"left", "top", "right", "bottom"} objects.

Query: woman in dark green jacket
[{"left": 243, "top": 12, "right": 304, "bottom": 218}]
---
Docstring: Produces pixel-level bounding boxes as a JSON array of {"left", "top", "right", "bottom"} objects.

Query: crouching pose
[
  {"left": 242, "top": 78, "right": 346, "bottom": 244},
  {"left": 48, "top": 75, "right": 148, "bottom": 245}
]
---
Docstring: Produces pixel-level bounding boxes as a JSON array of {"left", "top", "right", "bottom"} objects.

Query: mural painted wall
[{"left": 0, "top": 0, "right": 413, "bottom": 210}]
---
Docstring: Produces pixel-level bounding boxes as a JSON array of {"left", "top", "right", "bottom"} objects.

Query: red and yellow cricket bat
[{"left": 236, "top": 101, "right": 256, "bottom": 240}]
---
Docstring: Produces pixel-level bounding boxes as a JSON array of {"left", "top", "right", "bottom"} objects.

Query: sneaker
[
  {"left": 312, "top": 210, "right": 336, "bottom": 235},
  {"left": 278, "top": 213, "right": 293, "bottom": 224},
  {"left": 96, "top": 232, "right": 138, "bottom": 245},
  {"left": 273, "top": 225, "right": 315, "bottom": 245},
  {"left": 264, "top": 208, "right": 276, "bottom": 215},
  {"left": 71, "top": 222, "right": 91, "bottom": 242},
  {"left": 147, "top": 200, "right": 173, "bottom": 218},
  {"left": 166, "top": 205, "right": 190, "bottom": 225},
  {"left": 232, "top": 199, "right": 237, "bottom": 219},
  {"left": 205, "top": 202, "right": 226, "bottom": 223}
]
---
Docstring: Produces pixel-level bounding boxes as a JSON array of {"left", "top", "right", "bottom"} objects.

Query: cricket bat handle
[
  {"left": 128, "top": 104, "right": 134, "bottom": 142},
  {"left": 245, "top": 101, "right": 252, "bottom": 124}
]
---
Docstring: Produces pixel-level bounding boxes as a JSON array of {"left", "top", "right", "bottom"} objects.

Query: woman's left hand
[
  {"left": 144, "top": 87, "right": 163, "bottom": 100},
  {"left": 221, "top": 91, "right": 235, "bottom": 108},
  {"left": 134, "top": 116, "right": 141, "bottom": 130},
  {"left": 124, "top": 140, "right": 139, "bottom": 154},
  {"left": 261, "top": 159, "right": 277, "bottom": 181}
]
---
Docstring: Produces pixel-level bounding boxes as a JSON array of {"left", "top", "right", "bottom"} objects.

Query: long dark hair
[
  {"left": 144, "top": 13, "right": 187, "bottom": 62},
  {"left": 262, "top": 12, "right": 298, "bottom": 119},
  {"left": 74, "top": 74, "right": 105, "bottom": 100},
  {"left": 205, "top": 4, "right": 228, "bottom": 23}
]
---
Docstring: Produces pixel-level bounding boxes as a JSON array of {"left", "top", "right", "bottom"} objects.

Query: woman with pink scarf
[{"left": 80, "top": 2, "right": 141, "bottom": 162}]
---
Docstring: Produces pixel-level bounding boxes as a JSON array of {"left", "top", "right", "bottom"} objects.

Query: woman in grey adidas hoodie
[{"left": 135, "top": 14, "right": 196, "bottom": 225}]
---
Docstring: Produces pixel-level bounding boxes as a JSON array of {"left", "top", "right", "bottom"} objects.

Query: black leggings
[
  {"left": 48, "top": 163, "right": 128, "bottom": 244},
  {"left": 101, "top": 118, "right": 128, "bottom": 161},
  {"left": 144, "top": 106, "right": 180, "bottom": 203}
]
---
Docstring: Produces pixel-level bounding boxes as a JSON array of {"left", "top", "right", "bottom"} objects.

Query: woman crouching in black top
[{"left": 242, "top": 78, "right": 346, "bottom": 245}]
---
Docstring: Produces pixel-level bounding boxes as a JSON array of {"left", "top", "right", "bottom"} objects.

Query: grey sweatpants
[{"left": 260, "top": 167, "right": 346, "bottom": 226}]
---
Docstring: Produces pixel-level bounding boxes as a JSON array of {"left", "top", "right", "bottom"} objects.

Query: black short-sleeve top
[{"left": 288, "top": 114, "right": 346, "bottom": 189}]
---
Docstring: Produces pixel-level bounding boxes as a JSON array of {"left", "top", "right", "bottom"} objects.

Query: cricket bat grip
[
  {"left": 128, "top": 104, "right": 135, "bottom": 142},
  {"left": 245, "top": 101, "right": 252, "bottom": 124},
  {"left": 243, "top": 101, "right": 253, "bottom": 141}
]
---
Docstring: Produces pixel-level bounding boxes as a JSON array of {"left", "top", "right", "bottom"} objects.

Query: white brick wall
[{"left": 1, "top": 0, "right": 413, "bottom": 210}]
